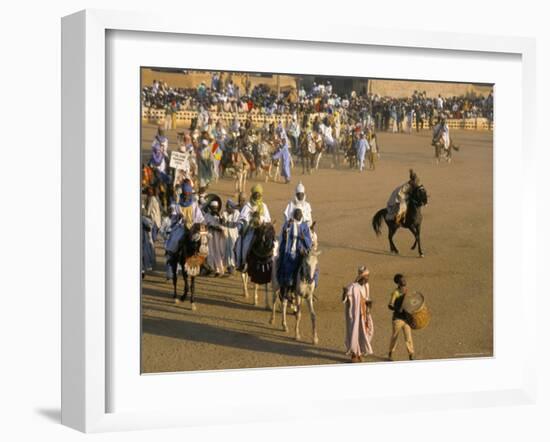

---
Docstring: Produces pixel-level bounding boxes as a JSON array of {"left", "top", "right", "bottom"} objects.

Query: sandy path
[{"left": 141, "top": 125, "right": 493, "bottom": 373}]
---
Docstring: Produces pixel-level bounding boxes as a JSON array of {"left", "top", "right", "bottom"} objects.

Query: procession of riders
[{"left": 139, "top": 77, "right": 474, "bottom": 361}]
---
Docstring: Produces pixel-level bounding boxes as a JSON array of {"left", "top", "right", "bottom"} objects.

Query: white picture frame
[{"left": 61, "top": 9, "right": 537, "bottom": 433}]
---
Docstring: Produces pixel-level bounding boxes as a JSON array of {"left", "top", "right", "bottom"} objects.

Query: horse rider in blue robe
[
  {"left": 277, "top": 208, "right": 312, "bottom": 293},
  {"left": 164, "top": 181, "right": 205, "bottom": 279},
  {"left": 272, "top": 135, "right": 292, "bottom": 184},
  {"left": 149, "top": 127, "right": 172, "bottom": 186}
]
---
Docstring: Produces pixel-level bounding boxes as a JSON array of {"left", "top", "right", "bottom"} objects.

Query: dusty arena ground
[{"left": 140, "top": 124, "right": 493, "bottom": 373}]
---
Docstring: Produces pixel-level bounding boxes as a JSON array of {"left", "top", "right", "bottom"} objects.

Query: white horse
[
  {"left": 270, "top": 228, "right": 320, "bottom": 344},
  {"left": 432, "top": 122, "right": 459, "bottom": 164},
  {"left": 269, "top": 250, "right": 320, "bottom": 344},
  {"left": 312, "top": 132, "right": 324, "bottom": 171},
  {"left": 256, "top": 140, "right": 279, "bottom": 183},
  {"left": 233, "top": 150, "right": 251, "bottom": 194}
]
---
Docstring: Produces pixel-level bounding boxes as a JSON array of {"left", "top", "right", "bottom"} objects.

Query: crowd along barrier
[{"left": 141, "top": 108, "right": 493, "bottom": 131}]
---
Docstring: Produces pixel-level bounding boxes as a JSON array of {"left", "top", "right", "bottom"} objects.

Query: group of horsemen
[
  {"left": 148, "top": 109, "right": 386, "bottom": 195},
  {"left": 142, "top": 105, "right": 452, "bottom": 296},
  {"left": 143, "top": 166, "right": 424, "bottom": 297}
]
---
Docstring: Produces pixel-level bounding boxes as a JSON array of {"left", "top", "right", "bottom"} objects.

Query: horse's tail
[{"left": 372, "top": 208, "right": 387, "bottom": 236}]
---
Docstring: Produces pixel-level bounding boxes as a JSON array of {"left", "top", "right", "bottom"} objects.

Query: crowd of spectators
[{"left": 142, "top": 73, "right": 494, "bottom": 129}]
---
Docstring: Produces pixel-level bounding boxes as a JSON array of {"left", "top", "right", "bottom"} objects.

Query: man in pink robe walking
[{"left": 343, "top": 266, "right": 374, "bottom": 362}]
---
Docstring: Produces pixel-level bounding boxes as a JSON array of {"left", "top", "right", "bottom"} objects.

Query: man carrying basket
[{"left": 387, "top": 273, "right": 415, "bottom": 361}]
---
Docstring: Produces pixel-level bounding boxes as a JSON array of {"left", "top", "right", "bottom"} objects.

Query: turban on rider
[
  {"left": 250, "top": 184, "right": 265, "bottom": 217},
  {"left": 182, "top": 181, "right": 193, "bottom": 194},
  {"left": 151, "top": 143, "right": 164, "bottom": 166},
  {"left": 355, "top": 265, "right": 370, "bottom": 282},
  {"left": 251, "top": 183, "right": 263, "bottom": 196},
  {"left": 409, "top": 169, "right": 420, "bottom": 186},
  {"left": 180, "top": 181, "right": 194, "bottom": 207},
  {"left": 226, "top": 199, "right": 238, "bottom": 211},
  {"left": 296, "top": 182, "right": 305, "bottom": 195}
]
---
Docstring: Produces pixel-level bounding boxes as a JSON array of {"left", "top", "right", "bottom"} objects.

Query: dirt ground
[{"left": 140, "top": 124, "right": 493, "bottom": 373}]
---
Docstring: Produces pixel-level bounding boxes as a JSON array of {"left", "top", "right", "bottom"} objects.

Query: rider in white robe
[
  {"left": 221, "top": 200, "right": 240, "bottom": 273},
  {"left": 385, "top": 170, "right": 420, "bottom": 224},
  {"left": 432, "top": 118, "right": 450, "bottom": 150},
  {"left": 283, "top": 182, "right": 313, "bottom": 227},
  {"left": 204, "top": 200, "right": 226, "bottom": 276}
]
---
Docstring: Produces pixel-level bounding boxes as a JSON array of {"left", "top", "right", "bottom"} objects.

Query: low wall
[
  {"left": 368, "top": 79, "right": 493, "bottom": 99},
  {"left": 142, "top": 108, "right": 493, "bottom": 131}
]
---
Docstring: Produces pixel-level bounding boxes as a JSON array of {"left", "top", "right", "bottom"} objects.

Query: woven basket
[{"left": 407, "top": 305, "right": 431, "bottom": 330}]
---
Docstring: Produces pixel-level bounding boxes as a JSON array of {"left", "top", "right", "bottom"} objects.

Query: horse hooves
[
  {"left": 313, "top": 336, "right": 319, "bottom": 345},
  {"left": 269, "top": 318, "right": 275, "bottom": 325},
  {"left": 283, "top": 325, "right": 288, "bottom": 332},
  {"left": 419, "top": 254, "right": 425, "bottom": 258},
  {"left": 191, "top": 303, "right": 197, "bottom": 311},
  {"left": 295, "top": 335, "right": 301, "bottom": 342}
]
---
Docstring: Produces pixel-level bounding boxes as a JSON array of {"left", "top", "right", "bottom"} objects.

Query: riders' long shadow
[
  {"left": 142, "top": 315, "right": 347, "bottom": 363},
  {"left": 142, "top": 301, "right": 276, "bottom": 332},
  {"left": 142, "top": 277, "right": 270, "bottom": 311},
  {"left": 194, "top": 295, "right": 270, "bottom": 311}
]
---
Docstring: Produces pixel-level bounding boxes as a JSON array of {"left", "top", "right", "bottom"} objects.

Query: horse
[
  {"left": 270, "top": 222, "right": 320, "bottom": 344},
  {"left": 166, "top": 223, "right": 209, "bottom": 310},
  {"left": 240, "top": 222, "right": 277, "bottom": 309},
  {"left": 371, "top": 184, "right": 429, "bottom": 257},
  {"left": 341, "top": 132, "right": 357, "bottom": 169},
  {"left": 255, "top": 139, "right": 276, "bottom": 181},
  {"left": 433, "top": 137, "right": 459, "bottom": 164},
  {"left": 255, "top": 136, "right": 282, "bottom": 183},
  {"left": 299, "top": 132, "right": 316, "bottom": 174},
  {"left": 269, "top": 249, "right": 321, "bottom": 344},
  {"left": 312, "top": 132, "right": 324, "bottom": 171},
  {"left": 233, "top": 149, "right": 252, "bottom": 194},
  {"left": 432, "top": 124, "right": 459, "bottom": 164}
]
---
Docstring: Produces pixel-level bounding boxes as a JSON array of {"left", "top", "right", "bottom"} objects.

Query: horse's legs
[
  {"left": 264, "top": 284, "right": 270, "bottom": 311},
  {"left": 253, "top": 283, "right": 258, "bottom": 306},
  {"left": 241, "top": 272, "right": 249, "bottom": 299},
  {"left": 281, "top": 294, "right": 289, "bottom": 332},
  {"left": 269, "top": 289, "right": 277, "bottom": 325},
  {"left": 307, "top": 294, "right": 319, "bottom": 345},
  {"left": 415, "top": 224, "right": 424, "bottom": 257},
  {"left": 170, "top": 257, "right": 178, "bottom": 300},
  {"left": 315, "top": 152, "right": 322, "bottom": 170},
  {"left": 182, "top": 272, "right": 189, "bottom": 302},
  {"left": 410, "top": 230, "right": 418, "bottom": 251},
  {"left": 190, "top": 276, "right": 197, "bottom": 310},
  {"left": 294, "top": 295, "right": 302, "bottom": 341},
  {"left": 388, "top": 223, "right": 399, "bottom": 254}
]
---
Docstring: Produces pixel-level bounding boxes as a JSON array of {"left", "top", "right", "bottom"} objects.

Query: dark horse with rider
[{"left": 372, "top": 169, "right": 429, "bottom": 257}]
